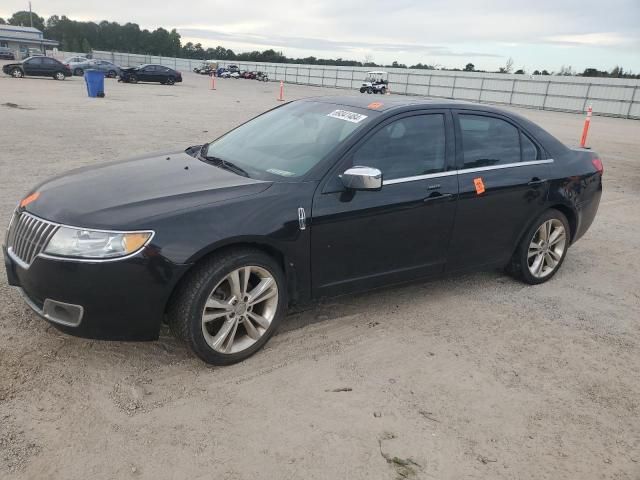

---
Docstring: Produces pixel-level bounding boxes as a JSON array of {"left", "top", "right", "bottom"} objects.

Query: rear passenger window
[
  {"left": 521, "top": 133, "right": 539, "bottom": 161},
  {"left": 352, "top": 114, "right": 446, "bottom": 180},
  {"left": 459, "top": 115, "right": 521, "bottom": 168}
]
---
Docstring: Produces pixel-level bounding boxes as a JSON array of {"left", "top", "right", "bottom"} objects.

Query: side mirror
[{"left": 341, "top": 166, "right": 383, "bottom": 191}]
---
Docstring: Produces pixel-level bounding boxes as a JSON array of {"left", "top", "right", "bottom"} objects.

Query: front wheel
[
  {"left": 128, "top": 74, "right": 138, "bottom": 84},
  {"left": 380, "top": 87, "right": 386, "bottom": 95},
  {"left": 107, "top": 70, "right": 117, "bottom": 78},
  {"left": 11, "top": 68, "right": 24, "bottom": 78},
  {"left": 167, "top": 248, "right": 287, "bottom": 365},
  {"left": 509, "top": 209, "right": 570, "bottom": 284},
  {"left": 367, "top": 87, "right": 373, "bottom": 94},
  {"left": 166, "top": 76, "right": 175, "bottom": 85},
  {"left": 74, "top": 68, "right": 84, "bottom": 76}
]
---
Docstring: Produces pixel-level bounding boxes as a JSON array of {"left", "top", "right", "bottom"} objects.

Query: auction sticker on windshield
[{"left": 327, "top": 110, "right": 368, "bottom": 123}]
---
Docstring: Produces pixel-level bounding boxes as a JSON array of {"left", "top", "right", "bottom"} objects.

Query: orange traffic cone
[{"left": 277, "top": 80, "right": 284, "bottom": 101}]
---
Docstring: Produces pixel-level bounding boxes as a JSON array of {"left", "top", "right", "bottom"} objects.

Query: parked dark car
[
  {"left": 3, "top": 97, "right": 602, "bottom": 365},
  {"left": 0, "top": 47, "right": 15, "bottom": 60},
  {"left": 2, "top": 56, "right": 72, "bottom": 80},
  {"left": 118, "top": 64, "right": 182, "bottom": 85}
]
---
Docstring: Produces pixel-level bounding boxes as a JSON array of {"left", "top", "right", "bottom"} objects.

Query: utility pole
[{"left": 29, "top": 2, "right": 34, "bottom": 28}]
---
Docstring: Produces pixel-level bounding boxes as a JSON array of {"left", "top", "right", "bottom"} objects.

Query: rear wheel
[
  {"left": 107, "top": 70, "right": 117, "bottom": 78},
  {"left": 11, "top": 68, "right": 24, "bottom": 78},
  {"left": 54, "top": 71, "right": 66, "bottom": 81},
  {"left": 509, "top": 209, "right": 570, "bottom": 284},
  {"left": 74, "top": 68, "right": 84, "bottom": 76},
  {"left": 367, "top": 87, "right": 373, "bottom": 94},
  {"left": 167, "top": 248, "right": 287, "bottom": 365}
]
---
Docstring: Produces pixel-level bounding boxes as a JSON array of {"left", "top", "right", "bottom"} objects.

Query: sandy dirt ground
[{"left": 0, "top": 66, "right": 639, "bottom": 480}]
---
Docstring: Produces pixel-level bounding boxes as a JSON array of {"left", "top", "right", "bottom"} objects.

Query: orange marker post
[
  {"left": 580, "top": 105, "right": 592, "bottom": 148},
  {"left": 277, "top": 80, "right": 285, "bottom": 101}
]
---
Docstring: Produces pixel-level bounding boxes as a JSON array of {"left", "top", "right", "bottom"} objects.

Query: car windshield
[{"left": 203, "top": 101, "right": 374, "bottom": 180}]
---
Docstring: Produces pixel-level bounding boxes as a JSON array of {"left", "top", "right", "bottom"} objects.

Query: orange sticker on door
[{"left": 473, "top": 177, "right": 485, "bottom": 195}]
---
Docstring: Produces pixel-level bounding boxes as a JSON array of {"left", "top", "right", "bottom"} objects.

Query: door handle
[
  {"left": 424, "top": 192, "right": 454, "bottom": 203},
  {"left": 528, "top": 177, "right": 548, "bottom": 186}
]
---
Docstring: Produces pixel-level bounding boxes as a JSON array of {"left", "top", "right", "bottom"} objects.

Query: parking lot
[{"left": 0, "top": 66, "right": 639, "bottom": 480}]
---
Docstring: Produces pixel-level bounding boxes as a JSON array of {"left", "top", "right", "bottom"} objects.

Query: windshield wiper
[{"left": 200, "top": 152, "right": 250, "bottom": 178}]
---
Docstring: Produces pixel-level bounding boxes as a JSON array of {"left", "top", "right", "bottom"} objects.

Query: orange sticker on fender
[
  {"left": 473, "top": 178, "right": 485, "bottom": 195},
  {"left": 20, "top": 192, "right": 40, "bottom": 207},
  {"left": 367, "top": 102, "right": 383, "bottom": 109}
]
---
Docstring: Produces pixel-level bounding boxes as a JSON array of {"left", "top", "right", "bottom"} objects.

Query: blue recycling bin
[{"left": 84, "top": 69, "right": 105, "bottom": 98}]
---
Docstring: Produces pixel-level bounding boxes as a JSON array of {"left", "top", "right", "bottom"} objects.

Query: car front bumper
[{"left": 4, "top": 245, "right": 190, "bottom": 340}]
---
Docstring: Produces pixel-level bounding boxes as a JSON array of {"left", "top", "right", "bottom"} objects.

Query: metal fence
[{"left": 54, "top": 50, "right": 640, "bottom": 119}]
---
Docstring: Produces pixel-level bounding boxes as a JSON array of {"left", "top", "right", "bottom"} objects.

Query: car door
[
  {"left": 446, "top": 110, "right": 551, "bottom": 271},
  {"left": 42, "top": 58, "right": 59, "bottom": 75},
  {"left": 138, "top": 65, "right": 154, "bottom": 81},
  {"left": 22, "top": 57, "right": 42, "bottom": 76},
  {"left": 311, "top": 110, "right": 458, "bottom": 297}
]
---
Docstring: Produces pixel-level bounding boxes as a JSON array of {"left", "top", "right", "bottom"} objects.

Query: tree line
[{"left": 1, "top": 10, "right": 637, "bottom": 78}]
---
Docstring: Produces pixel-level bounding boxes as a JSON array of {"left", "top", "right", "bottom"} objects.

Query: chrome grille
[{"left": 6, "top": 212, "right": 59, "bottom": 267}]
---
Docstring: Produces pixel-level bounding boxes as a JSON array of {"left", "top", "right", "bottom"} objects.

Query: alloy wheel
[
  {"left": 55, "top": 72, "right": 65, "bottom": 80},
  {"left": 201, "top": 266, "right": 278, "bottom": 354},
  {"left": 12, "top": 68, "right": 23, "bottom": 78},
  {"left": 527, "top": 219, "right": 567, "bottom": 278}
]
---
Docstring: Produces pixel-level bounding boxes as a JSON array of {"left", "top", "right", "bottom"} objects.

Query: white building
[{"left": 0, "top": 24, "right": 59, "bottom": 59}]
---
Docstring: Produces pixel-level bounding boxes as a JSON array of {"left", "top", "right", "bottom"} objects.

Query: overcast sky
[{"left": 2, "top": 1, "right": 639, "bottom": 71}]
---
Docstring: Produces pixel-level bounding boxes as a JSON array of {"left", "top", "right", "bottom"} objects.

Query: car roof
[{"left": 304, "top": 95, "right": 526, "bottom": 116}]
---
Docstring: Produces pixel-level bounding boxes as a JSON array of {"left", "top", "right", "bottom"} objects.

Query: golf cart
[
  {"left": 193, "top": 62, "right": 217, "bottom": 75},
  {"left": 359, "top": 71, "right": 389, "bottom": 94}
]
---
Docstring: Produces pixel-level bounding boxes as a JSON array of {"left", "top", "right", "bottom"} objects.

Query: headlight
[{"left": 44, "top": 227, "right": 153, "bottom": 259}]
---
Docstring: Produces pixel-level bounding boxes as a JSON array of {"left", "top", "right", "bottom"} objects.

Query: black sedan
[
  {"left": 2, "top": 56, "right": 72, "bottom": 80},
  {"left": 118, "top": 64, "right": 182, "bottom": 85},
  {"left": 3, "top": 97, "right": 603, "bottom": 365}
]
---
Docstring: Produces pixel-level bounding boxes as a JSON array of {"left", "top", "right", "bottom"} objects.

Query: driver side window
[{"left": 351, "top": 114, "right": 446, "bottom": 181}]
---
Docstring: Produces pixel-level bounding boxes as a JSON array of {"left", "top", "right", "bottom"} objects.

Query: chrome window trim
[
  {"left": 458, "top": 159, "right": 554, "bottom": 175},
  {"left": 384, "top": 170, "right": 457, "bottom": 185},
  {"left": 7, "top": 211, "right": 155, "bottom": 267},
  {"left": 382, "top": 159, "right": 554, "bottom": 185}
]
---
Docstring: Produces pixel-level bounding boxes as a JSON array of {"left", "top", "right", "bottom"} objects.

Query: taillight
[{"left": 592, "top": 158, "right": 603, "bottom": 175}]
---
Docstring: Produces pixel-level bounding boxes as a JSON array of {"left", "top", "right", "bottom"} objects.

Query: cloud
[{"left": 178, "top": 28, "right": 503, "bottom": 58}]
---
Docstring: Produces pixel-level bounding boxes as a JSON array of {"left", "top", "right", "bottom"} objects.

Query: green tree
[
  {"left": 0, "top": 17, "right": 6, "bottom": 24},
  {"left": 464, "top": 63, "right": 475, "bottom": 71},
  {"left": 81, "top": 38, "right": 91, "bottom": 53},
  {"left": 8, "top": 10, "right": 45, "bottom": 31}
]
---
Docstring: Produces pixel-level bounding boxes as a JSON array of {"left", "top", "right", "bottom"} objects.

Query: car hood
[{"left": 23, "top": 151, "right": 271, "bottom": 229}]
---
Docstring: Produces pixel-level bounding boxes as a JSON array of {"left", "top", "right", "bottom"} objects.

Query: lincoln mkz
[{"left": 3, "top": 97, "right": 603, "bottom": 364}]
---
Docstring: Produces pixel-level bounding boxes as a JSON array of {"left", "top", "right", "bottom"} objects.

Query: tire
[
  {"left": 359, "top": 87, "right": 366, "bottom": 93},
  {"left": 128, "top": 74, "right": 138, "bottom": 84},
  {"left": 166, "top": 76, "right": 175, "bottom": 85},
  {"left": 509, "top": 209, "right": 570, "bottom": 285},
  {"left": 167, "top": 248, "right": 287, "bottom": 365},
  {"left": 107, "top": 70, "right": 117, "bottom": 78},
  {"left": 367, "top": 87, "right": 373, "bottom": 94},
  {"left": 74, "top": 68, "right": 84, "bottom": 76},
  {"left": 54, "top": 71, "right": 66, "bottom": 81},
  {"left": 380, "top": 87, "right": 386, "bottom": 95},
  {"left": 11, "top": 68, "right": 24, "bottom": 78}
]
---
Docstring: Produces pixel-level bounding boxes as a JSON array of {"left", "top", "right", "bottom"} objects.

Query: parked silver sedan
[{"left": 67, "top": 58, "right": 121, "bottom": 78}]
